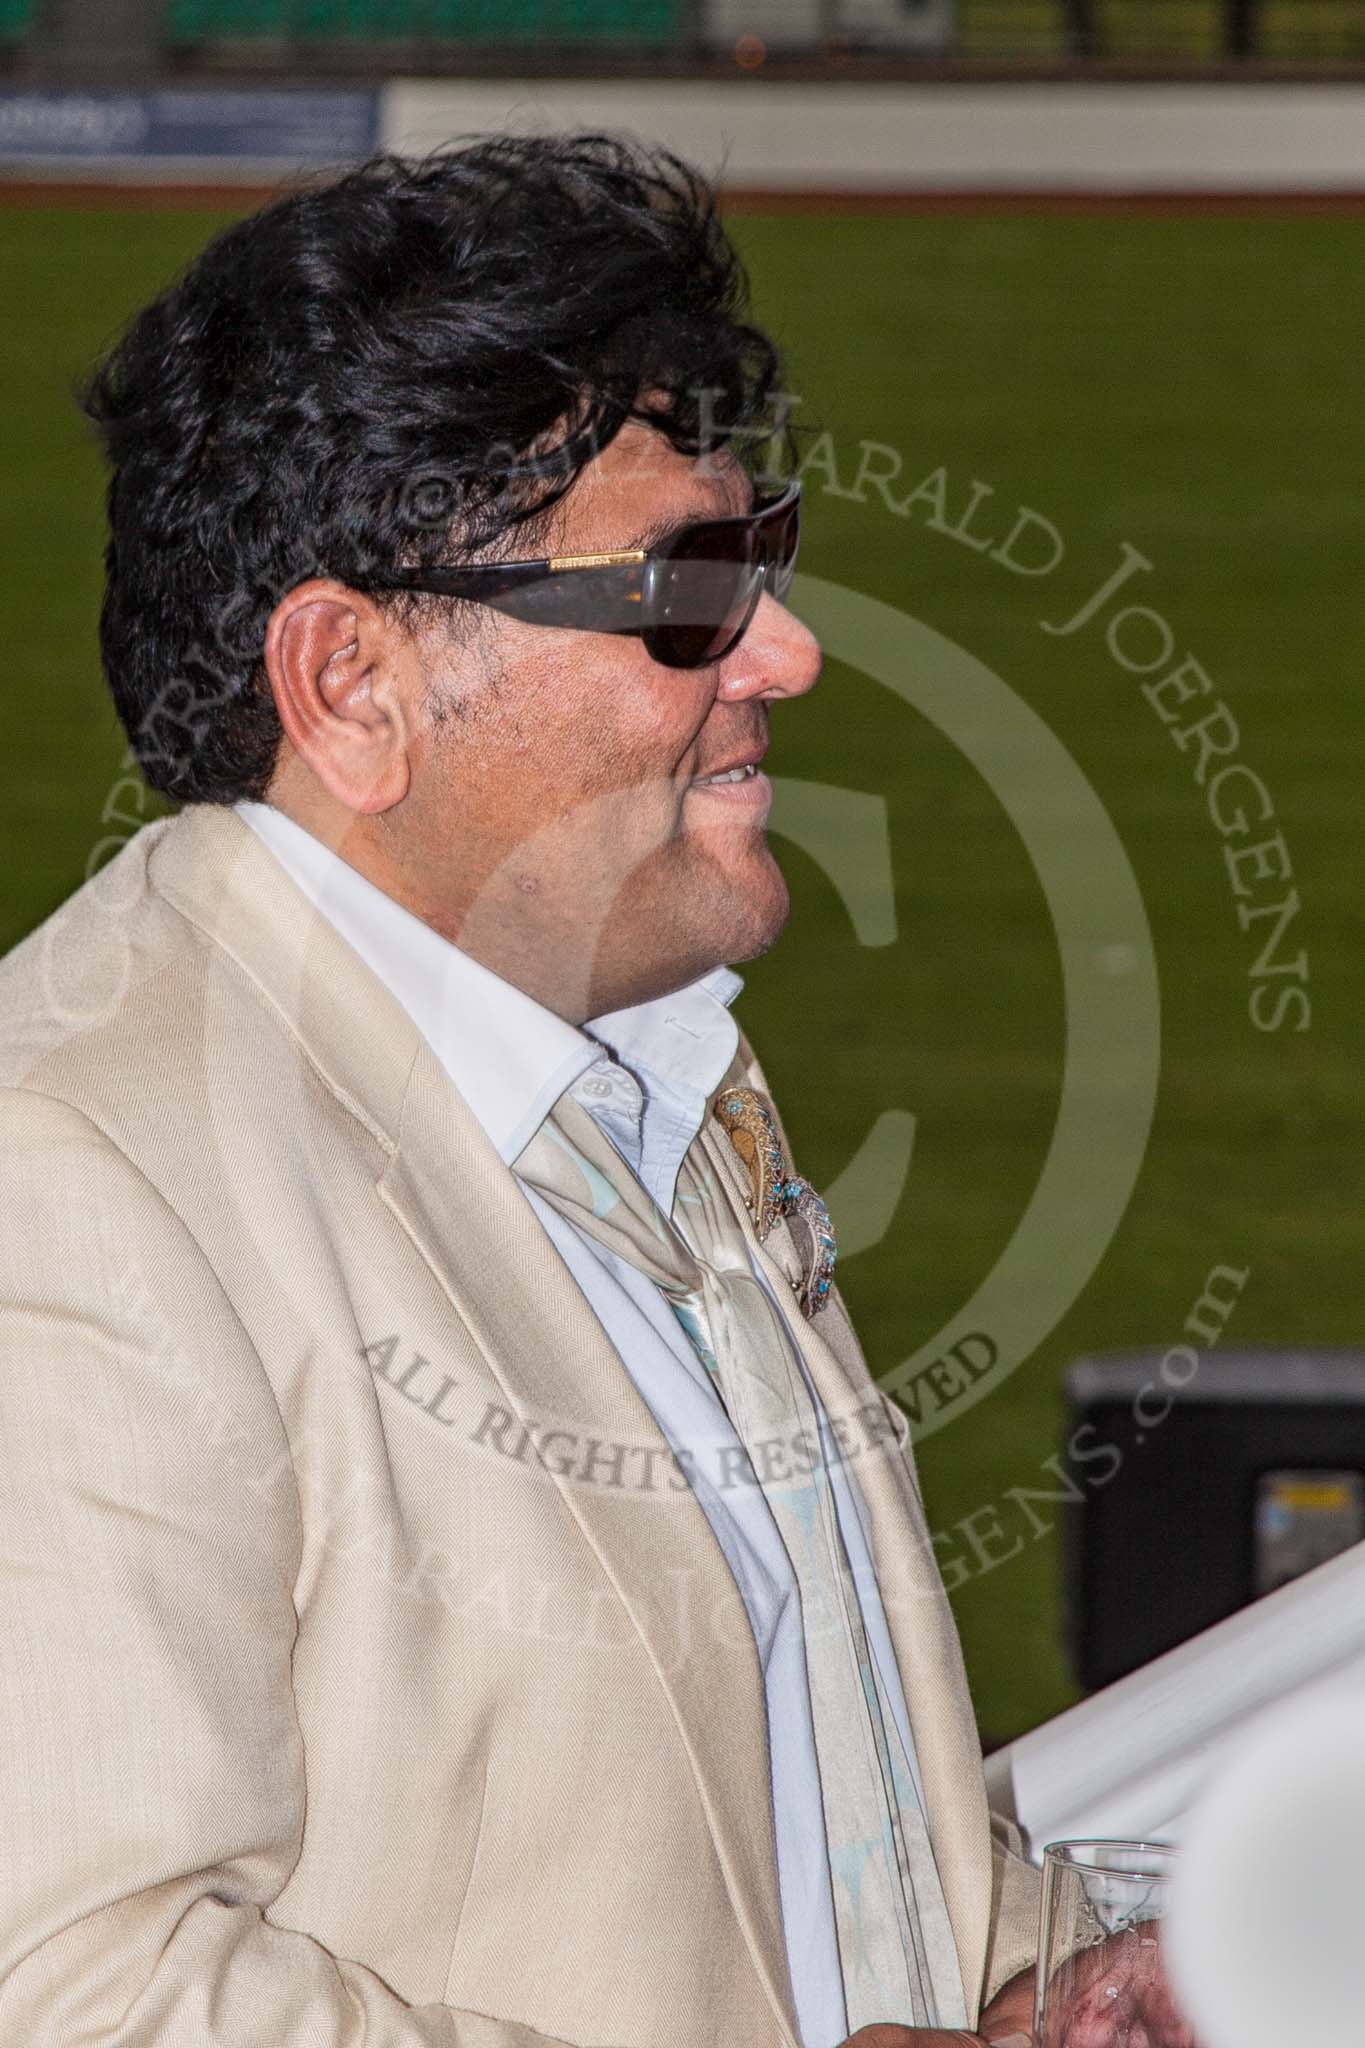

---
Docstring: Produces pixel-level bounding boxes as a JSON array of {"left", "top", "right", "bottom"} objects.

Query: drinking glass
[{"left": 1034, "top": 1839, "right": 1199, "bottom": 2046}]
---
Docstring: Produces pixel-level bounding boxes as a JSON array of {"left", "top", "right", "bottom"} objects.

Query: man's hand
[
  {"left": 1038, "top": 1928, "right": 1198, "bottom": 2046},
  {"left": 978, "top": 1962, "right": 1037, "bottom": 2045}
]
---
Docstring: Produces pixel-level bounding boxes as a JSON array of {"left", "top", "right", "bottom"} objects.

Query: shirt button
[{"left": 581, "top": 1076, "right": 612, "bottom": 1099}]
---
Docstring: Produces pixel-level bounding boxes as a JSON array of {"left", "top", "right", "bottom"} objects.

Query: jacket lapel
[
  {"left": 148, "top": 804, "right": 802, "bottom": 2048},
  {"left": 377, "top": 1047, "right": 802, "bottom": 2045}
]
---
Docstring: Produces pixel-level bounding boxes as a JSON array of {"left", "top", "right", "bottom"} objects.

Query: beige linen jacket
[{"left": 0, "top": 803, "right": 1038, "bottom": 2048}]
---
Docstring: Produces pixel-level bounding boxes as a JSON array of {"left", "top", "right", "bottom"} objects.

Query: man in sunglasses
[{"left": 0, "top": 137, "right": 1040, "bottom": 2047}]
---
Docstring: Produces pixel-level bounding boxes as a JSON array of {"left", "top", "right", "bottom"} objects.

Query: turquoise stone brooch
[
  {"left": 713, "top": 1088, "right": 787, "bottom": 1240},
  {"left": 713, "top": 1088, "right": 837, "bottom": 1319},
  {"left": 780, "top": 1176, "right": 838, "bottom": 1320}
]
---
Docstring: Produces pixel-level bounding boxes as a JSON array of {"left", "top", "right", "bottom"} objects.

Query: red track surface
[{"left": 1, "top": 179, "right": 1364, "bottom": 212}]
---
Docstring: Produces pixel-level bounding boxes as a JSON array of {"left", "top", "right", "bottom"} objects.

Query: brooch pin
[{"left": 713, "top": 1088, "right": 838, "bottom": 1318}]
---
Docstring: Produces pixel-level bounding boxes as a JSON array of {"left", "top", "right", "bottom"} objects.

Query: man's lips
[
  {"left": 685, "top": 761, "right": 773, "bottom": 814},
  {"left": 689, "top": 744, "right": 769, "bottom": 789}
]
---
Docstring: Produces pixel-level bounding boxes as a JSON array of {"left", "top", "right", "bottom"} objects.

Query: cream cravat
[{"left": 515, "top": 1087, "right": 967, "bottom": 2034}]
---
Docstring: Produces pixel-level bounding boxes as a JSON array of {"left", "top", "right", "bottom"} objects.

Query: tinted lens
[
  {"left": 768, "top": 494, "right": 800, "bottom": 598},
  {"left": 643, "top": 521, "right": 762, "bottom": 668}
]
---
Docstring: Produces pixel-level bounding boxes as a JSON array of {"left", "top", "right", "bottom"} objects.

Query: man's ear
[{"left": 262, "top": 579, "right": 413, "bottom": 815}]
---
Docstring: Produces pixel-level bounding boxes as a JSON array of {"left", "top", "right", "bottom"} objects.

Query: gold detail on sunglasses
[{"left": 547, "top": 548, "right": 648, "bottom": 572}]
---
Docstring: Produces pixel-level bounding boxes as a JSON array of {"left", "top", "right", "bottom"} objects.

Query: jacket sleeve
[
  {"left": 980, "top": 1808, "right": 1041, "bottom": 2009},
  {"left": 0, "top": 1087, "right": 577, "bottom": 2048}
]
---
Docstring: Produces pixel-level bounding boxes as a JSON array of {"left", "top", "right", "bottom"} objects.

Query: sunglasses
[{"left": 361, "top": 480, "right": 801, "bottom": 671}]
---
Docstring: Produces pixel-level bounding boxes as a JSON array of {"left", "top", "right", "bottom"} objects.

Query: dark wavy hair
[{"left": 80, "top": 132, "right": 794, "bottom": 804}]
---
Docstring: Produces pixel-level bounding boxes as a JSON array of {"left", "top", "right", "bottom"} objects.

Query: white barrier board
[
  {"left": 383, "top": 80, "right": 1365, "bottom": 193},
  {"left": 986, "top": 1539, "right": 1365, "bottom": 1860}
]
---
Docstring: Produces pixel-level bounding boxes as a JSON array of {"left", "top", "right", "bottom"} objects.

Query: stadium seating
[
  {"left": 166, "top": 0, "right": 680, "bottom": 41},
  {"left": 0, "top": 0, "right": 35, "bottom": 39}
]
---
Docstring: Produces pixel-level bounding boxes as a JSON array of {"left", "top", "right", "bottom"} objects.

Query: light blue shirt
[{"left": 236, "top": 799, "right": 932, "bottom": 2048}]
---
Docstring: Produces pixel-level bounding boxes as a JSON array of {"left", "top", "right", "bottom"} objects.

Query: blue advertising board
[{"left": 0, "top": 88, "right": 379, "bottom": 165}]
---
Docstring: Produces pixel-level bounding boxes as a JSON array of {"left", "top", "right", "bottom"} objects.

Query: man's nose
[{"left": 714, "top": 590, "right": 822, "bottom": 704}]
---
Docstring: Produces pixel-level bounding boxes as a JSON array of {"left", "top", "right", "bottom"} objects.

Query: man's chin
[
  {"left": 608, "top": 837, "right": 791, "bottom": 994},
  {"left": 708, "top": 855, "right": 791, "bottom": 967}
]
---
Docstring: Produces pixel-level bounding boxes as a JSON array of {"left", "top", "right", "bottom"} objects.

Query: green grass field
[{"left": 1, "top": 201, "right": 1360, "bottom": 1740}]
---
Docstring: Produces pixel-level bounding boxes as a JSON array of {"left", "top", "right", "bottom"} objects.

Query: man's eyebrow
[
  {"left": 621, "top": 512, "right": 689, "bottom": 552},
  {"left": 619, "top": 489, "right": 756, "bottom": 554}
]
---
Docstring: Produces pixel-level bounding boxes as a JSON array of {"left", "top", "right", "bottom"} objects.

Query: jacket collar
[{"left": 231, "top": 796, "right": 744, "bottom": 1173}]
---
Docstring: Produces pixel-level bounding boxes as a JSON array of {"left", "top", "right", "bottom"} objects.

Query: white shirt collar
[{"left": 234, "top": 801, "right": 742, "bottom": 1165}]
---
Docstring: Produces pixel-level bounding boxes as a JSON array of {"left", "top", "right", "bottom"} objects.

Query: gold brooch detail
[
  {"left": 713, "top": 1087, "right": 838, "bottom": 1318},
  {"left": 713, "top": 1088, "right": 787, "bottom": 1240}
]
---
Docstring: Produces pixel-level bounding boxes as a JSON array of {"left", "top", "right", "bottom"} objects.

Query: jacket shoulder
[{"left": 0, "top": 818, "right": 300, "bottom": 1171}]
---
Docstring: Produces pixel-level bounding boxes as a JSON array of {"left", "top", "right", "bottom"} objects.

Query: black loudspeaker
[{"left": 1062, "top": 1349, "right": 1365, "bottom": 1693}]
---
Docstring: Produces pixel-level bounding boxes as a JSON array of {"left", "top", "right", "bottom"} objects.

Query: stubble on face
[{"left": 388, "top": 420, "right": 802, "bottom": 1020}]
